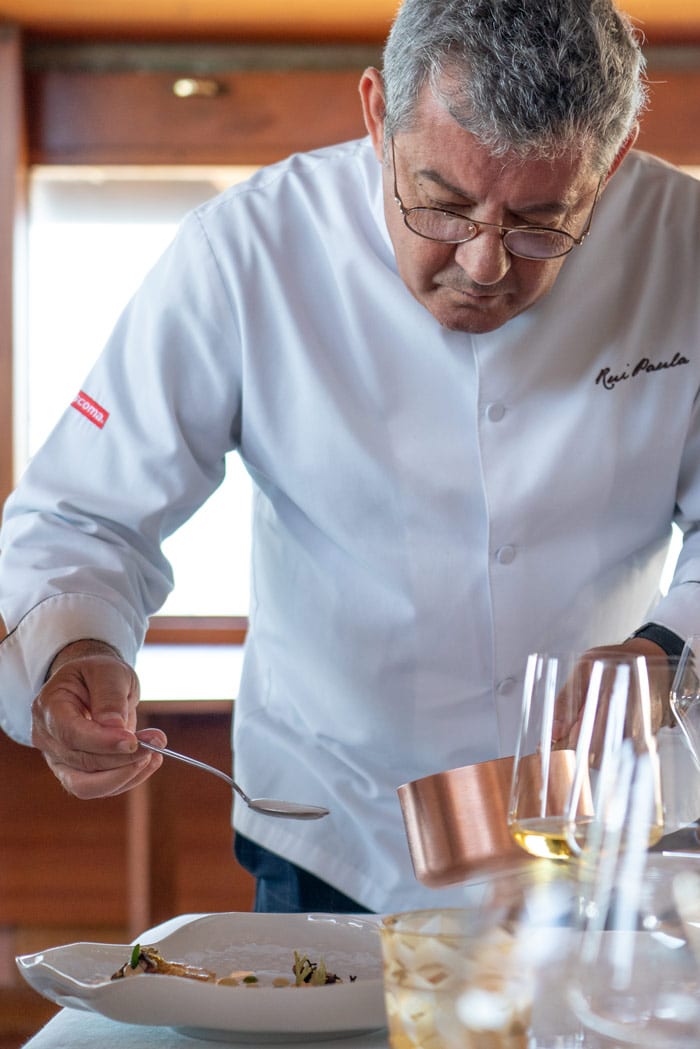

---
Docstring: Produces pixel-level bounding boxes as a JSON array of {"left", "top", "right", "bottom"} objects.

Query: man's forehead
[
  {"left": 398, "top": 132, "right": 591, "bottom": 212},
  {"left": 417, "top": 164, "right": 577, "bottom": 215},
  {"left": 404, "top": 82, "right": 594, "bottom": 196}
]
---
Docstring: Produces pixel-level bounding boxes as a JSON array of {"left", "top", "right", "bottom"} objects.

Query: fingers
[
  {"left": 551, "top": 679, "right": 578, "bottom": 745},
  {"left": 45, "top": 747, "right": 164, "bottom": 799},
  {"left": 31, "top": 651, "right": 168, "bottom": 799},
  {"left": 551, "top": 644, "right": 671, "bottom": 758},
  {"left": 34, "top": 654, "right": 137, "bottom": 751},
  {"left": 621, "top": 636, "right": 675, "bottom": 731},
  {"left": 136, "top": 726, "right": 167, "bottom": 748}
]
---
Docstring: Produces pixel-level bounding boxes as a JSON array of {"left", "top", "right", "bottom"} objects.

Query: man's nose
[{"left": 454, "top": 228, "right": 511, "bottom": 285}]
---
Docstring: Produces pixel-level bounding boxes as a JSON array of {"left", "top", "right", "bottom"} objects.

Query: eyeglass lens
[{"left": 404, "top": 208, "right": 575, "bottom": 259}]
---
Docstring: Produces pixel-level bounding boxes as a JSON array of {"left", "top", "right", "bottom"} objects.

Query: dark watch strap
[{"left": 628, "top": 622, "right": 686, "bottom": 659}]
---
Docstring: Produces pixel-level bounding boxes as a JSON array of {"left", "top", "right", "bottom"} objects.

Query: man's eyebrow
[{"left": 416, "top": 166, "right": 570, "bottom": 217}]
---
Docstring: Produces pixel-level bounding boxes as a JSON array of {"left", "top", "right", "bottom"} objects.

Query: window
[{"left": 24, "top": 166, "right": 258, "bottom": 620}]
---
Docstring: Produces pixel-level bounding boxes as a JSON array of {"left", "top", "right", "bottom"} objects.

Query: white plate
[{"left": 16, "top": 912, "right": 386, "bottom": 1043}]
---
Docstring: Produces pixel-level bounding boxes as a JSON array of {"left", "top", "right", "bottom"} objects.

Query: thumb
[{"left": 80, "top": 657, "right": 140, "bottom": 733}]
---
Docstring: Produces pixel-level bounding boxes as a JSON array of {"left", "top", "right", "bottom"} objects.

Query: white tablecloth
[{"left": 24, "top": 1011, "right": 390, "bottom": 1049}]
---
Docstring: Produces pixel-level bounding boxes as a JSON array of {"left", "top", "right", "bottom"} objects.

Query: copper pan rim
[
  {"left": 398, "top": 756, "right": 527, "bottom": 888},
  {"left": 398, "top": 751, "right": 585, "bottom": 888}
]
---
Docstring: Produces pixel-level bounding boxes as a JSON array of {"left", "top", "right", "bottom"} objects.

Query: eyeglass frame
[{"left": 390, "top": 136, "right": 602, "bottom": 261}]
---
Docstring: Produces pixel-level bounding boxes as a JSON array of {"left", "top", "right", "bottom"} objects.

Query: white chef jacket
[{"left": 1, "top": 138, "right": 700, "bottom": 913}]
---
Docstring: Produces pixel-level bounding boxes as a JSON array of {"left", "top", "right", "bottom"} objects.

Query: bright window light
[{"left": 23, "top": 166, "right": 257, "bottom": 617}]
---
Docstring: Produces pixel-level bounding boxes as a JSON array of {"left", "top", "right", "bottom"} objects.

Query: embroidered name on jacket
[
  {"left": 71, "top": 390, "right": 110, "bottom": 428},
  {"left": 595, "top": 352, "right": 690, "bottom": 391}
]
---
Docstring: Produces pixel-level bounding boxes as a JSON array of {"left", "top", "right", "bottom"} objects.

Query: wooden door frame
[{"left": 0, "top": 23, "right": 26, "bottom": 511}]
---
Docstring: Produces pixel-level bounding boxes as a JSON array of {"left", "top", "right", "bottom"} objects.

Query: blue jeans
[{"left": 234, "top": 833, "right": 372, "bottom": 914}]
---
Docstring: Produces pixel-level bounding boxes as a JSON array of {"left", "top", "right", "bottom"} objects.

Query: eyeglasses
[{"left": 391, "top": 137, "right": 601, "bottom": 261}]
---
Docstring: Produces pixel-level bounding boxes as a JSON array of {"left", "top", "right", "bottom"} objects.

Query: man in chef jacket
[{"left": 1, "top": 0, "right": 699, "bottom": 914}]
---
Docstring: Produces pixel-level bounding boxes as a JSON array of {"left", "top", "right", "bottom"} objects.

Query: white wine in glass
[
  {"left": 508, "top": 652, "right": 664, "bottom": 861},
  {"left": 508, "top": 814, "right": 595, "bottom": 861}
]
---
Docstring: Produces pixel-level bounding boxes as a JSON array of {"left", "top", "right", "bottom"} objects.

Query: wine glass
[
  {"left": 567, "top": 743, "right": 700, "bottom": 1047},
  {"left": 508, "top": 652, "right": 665, "bottom": 862},
  {"left": 665, "top": 636, "right": 700, "bottom": 834},
  {"left": 670, "top": 634, "right": 700, "bottom": 770}
]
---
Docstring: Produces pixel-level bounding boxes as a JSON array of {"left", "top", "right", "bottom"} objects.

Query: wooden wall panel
[
  {"left": 0, "top": 1, "right": 391, "bottom": 43},
  {"left": 0, "top": 738, "right": 129, "bottom": 928},
  {"left": 0, "top": 0, "right": 699, "bottom": 44},
  {"left": 25, "top": 67, "right": 368, "bottom": 166},
  {"left": 0, "top": 713, "right": 252, "bottom": 932},
  {"left": 143, "top": 713, "right": 254, "bottom": 924},
  {"left": 637, "top": 66, "right": 700, "bottom": 165},
  {"left": 0, "top": 24, "right": 25, "bottom": 509},
  {"left": 23, "top": 55, "right": 700, "bottom": 169},
  {"left": 0, "top": 709, "right": 253, "bottom": 1042}
]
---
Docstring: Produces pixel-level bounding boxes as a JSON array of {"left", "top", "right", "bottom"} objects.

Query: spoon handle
[{"left": 138, "top": 740, "right": 251, "bottom": 804}]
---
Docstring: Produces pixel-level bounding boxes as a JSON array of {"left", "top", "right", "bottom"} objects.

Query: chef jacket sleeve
[{"left": 0, "top": 210, "right": 243, "bottom": 744}]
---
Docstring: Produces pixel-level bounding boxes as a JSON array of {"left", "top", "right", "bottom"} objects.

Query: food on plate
[
  {"left": 111, "top": 944, "right": 356, "bottom": 987},
  {"left": 293, "top": 950, "right": 345, "bottom": 985},
  {"left": 111, "top": 944, "right": 215, "bottom": 982},
  {"left": 217, "top": 971, "right": 262, "bottom": 987}
]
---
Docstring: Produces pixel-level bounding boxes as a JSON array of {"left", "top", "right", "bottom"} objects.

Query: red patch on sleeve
[{"left": 71, "top": 391, "right": 109, "bottom": 429}]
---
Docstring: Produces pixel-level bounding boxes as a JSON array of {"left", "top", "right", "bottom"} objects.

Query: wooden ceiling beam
[{"left": 1, "top": 1, "right": 700, "bottom": 45}]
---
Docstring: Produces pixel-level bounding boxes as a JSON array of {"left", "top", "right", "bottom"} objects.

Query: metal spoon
[{"left": 139, "top": 740, "right": 329, "bottom": 820}]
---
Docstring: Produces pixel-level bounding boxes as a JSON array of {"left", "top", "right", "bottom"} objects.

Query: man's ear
[
  {"left": 604, "top": 123, "right": 639, "bottom": 183},
  {"left": 359, "top": 67, "right": 387, "bottom": 162}
]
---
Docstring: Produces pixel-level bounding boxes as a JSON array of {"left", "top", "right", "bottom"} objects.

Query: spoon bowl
[{"left": 139, "top": 740, "right": 329, "bottom": 820}]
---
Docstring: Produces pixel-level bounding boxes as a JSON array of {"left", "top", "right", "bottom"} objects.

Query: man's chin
[{"left": 426, "top": 295, "right": 517, "bottom": 334}]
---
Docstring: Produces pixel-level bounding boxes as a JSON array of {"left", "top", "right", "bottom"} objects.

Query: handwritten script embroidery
[{"left": 595, "top": 352, "right": 689, "bottom": 391}]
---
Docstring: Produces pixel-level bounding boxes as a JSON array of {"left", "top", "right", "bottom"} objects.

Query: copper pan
[{"left": 398, "top": 751, "right": 586, "bottom": 888}]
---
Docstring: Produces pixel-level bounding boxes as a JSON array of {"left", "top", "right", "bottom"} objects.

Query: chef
[{"left": 1, "top": 0, "right": 699, "bottom": 913}]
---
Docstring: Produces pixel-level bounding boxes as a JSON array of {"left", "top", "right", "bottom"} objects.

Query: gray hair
[{"left": 382, "top": 0, "right": 647, "bottom": 172}]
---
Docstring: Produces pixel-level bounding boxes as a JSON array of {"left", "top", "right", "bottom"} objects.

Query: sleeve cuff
[
  {"left": 0, "top": 593, "right": 140, "bottom": 744},
  {"left": 628, "top": 622, "right": 686, "bottom": 659}
]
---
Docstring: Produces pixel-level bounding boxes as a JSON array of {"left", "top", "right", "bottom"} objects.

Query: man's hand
[
  {"left": 551, "top": 638, "right": 675, "bottom": 756},
  {"left": 32, "top": 639, "right": 166, "bottom": 798}
]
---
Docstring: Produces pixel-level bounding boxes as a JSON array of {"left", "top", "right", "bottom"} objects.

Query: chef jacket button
[
  {"left": 495, "top": 544, "right": 516, "bottom": 564},
  {"left": 497, "top": 677, "right": 517, "bottom": 697},
  {"left": 486, "top": 402, "right": 506, "bottom": 422}
]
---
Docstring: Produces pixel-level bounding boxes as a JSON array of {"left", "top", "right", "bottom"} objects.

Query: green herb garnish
[{"left": 129, "top": 943, "right": 141, "bottom": 970}]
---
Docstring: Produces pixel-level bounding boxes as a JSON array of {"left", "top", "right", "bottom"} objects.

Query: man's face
[{"left": 378, "top": 85, "right": 601, "bottom": 334}]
